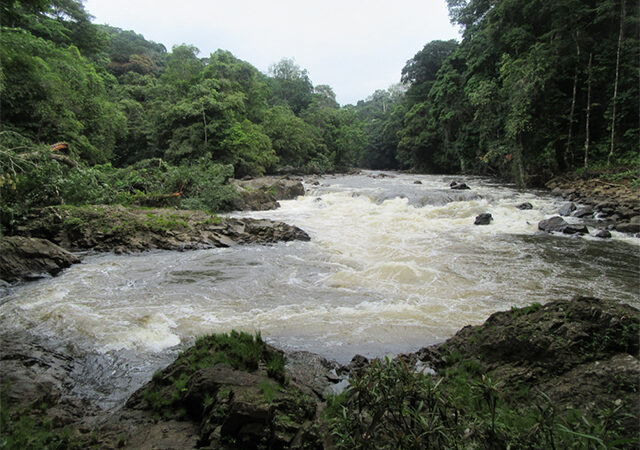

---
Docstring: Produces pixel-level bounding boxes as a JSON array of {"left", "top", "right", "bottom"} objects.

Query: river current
[{"left": 1, "top": 172, "right": 638, "bottom": 408}]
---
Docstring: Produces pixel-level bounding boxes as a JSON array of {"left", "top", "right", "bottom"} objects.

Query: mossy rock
[{"left": 127, "top": 331, "right": 320, "bottom": 449}]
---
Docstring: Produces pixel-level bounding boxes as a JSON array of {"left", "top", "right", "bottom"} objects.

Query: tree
[{"left": 268, "top": 58, "right": 314, "bottom": 115}]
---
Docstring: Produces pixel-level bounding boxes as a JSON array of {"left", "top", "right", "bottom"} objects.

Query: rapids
[{"left": 1, "top": 171, "right": 638, "bottom": 409}]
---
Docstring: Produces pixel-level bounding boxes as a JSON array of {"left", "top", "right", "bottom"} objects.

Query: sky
[{"left": 84, "top": 0, "right": 461, "bottom": 105}]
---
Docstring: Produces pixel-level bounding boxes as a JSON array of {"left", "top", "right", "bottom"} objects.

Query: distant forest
[{"left": 1, "top": 0, "right": 637, "bottom": 230}]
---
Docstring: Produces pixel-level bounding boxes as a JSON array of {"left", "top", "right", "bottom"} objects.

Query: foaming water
[{"left": 1, "top": 171, "right": 638, "bottom": 408}]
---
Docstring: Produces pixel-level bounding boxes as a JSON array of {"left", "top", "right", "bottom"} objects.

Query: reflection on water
[{"left": 1, "top": 171, "right": 638, "bottom": 409}]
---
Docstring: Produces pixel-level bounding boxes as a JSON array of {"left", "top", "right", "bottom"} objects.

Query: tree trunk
[
  {"left": 608, "top": 0, "right": 625, "bottom": 165},
  {"left": 584, "top": 52, "right": 593, "bottom": 173},
  {"left": 566, "top": 36, "right": 581, "bottom": 168}
]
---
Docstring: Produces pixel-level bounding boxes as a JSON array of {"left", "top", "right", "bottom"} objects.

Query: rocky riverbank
[
  {"left": 0, "top": 204, "right": 310, "bottom": 283},
  {"left": 1, "top": 296, "right": 637, "bottom": 448},
  {"left": 545, "top": 174, "right": 640, "bottom": 234}
]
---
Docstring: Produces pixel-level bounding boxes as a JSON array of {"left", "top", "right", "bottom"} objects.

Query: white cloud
[{"left": 85, "top": 0, "right": 460, "bottom": 104}]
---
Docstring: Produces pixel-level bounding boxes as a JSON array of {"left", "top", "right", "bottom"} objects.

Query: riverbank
[
  {"left": 545, "top": 174, "right": 640, "bottom": 234},
  {"left": 1, "top": 296, "right": 637, "bottom": 448}
]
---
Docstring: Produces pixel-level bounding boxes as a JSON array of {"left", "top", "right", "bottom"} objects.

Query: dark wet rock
[
  {"left": 15, "top": 205, "right": 310, "bottom": 254},
  {"left": 413, "top": 180, "right": 422, "bottom": 184},
  {"left": 232, "top": 176, "right": 305, "bottom": 211},
  {"left": 0, "top": 236, "right": 80, "bottom": 282},
  {"left": 414, "top": 296, "right": 639, "bottom": 436},
  {"left": 127, "top": 335, "right": 321, "bottom": 449},
  {"left": 286, "top": 351, "right": 341, "bottom": 400},
  {"left": 563, "top": 223, "right": 589, "bottom": 235},
  {"left": 538, "top": 216, "right": 569, "bottom": 233},
  {"left": 339, "top": 354, "right": 370, "bottom": 377},
  {"left": 558, "top": 202, "right": 576, "bottom": 216},
  {"left": 595, "top": 229, "right": 612, "bottom": 239},
  {"left": 474, "top": 213, "right": 493, "bottom": 225},
  {"left": 616, "top": 222, "right": 640, "bottom": 234},
  {"left": 538, "top": 216, "right": 588, "bottom": 235},
  {"left": 573, "top": 206, "right": 594, "bottom": 218},
  {"left": 450, "top": 181, "right": 470, "bottom": 190},
  {"left": 516, "top": 202, "right": 533, "bottom": 210}
]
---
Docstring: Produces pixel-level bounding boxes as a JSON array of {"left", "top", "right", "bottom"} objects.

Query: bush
[{"left": 327, "top": 358, "right": 638, "bottom": 449}]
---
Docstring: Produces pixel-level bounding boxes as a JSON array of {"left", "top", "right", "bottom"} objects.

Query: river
[{"left": 1, "top": 171, "right": 638, "bottom": 409}]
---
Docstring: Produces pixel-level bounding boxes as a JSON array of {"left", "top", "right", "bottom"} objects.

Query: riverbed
[{"left": 1, "top": 171, "right": 638, "bottom": 409}]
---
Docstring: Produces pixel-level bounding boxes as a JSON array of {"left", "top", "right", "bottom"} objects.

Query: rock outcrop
[
  {"left": 0, "top": 236, "right": 80, "bottom": 282},
  {"left": 232, "top": 177, "right": 305, "bottom": 211},
  {"left": 14, "top": 205, "right": 310, "bottom": 254},
  {"left": 406, "top": 296, "right": 640, "bottom": 441}
]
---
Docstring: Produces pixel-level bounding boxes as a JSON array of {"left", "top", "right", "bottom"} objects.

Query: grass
[
  {"left": 0, "top": 389, "right": 98, "bottom": 450},
  {"left": 140, "top": 331, "right": 287, "bottom": 419}
]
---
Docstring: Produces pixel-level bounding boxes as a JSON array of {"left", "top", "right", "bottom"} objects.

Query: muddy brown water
[{"left": 1, "top": 171, "right": 638, "bottom": 409}]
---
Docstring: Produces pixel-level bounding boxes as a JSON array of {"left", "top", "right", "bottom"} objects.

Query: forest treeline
[{"left": 1, "top": 0, "right": 638, "bottom": 232}]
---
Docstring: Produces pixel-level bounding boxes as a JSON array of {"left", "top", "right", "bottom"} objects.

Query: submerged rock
[
  {"left": 450, "top": 181, "right": 471, "bottom": 190},
  {"left": 0, "top": 236, "right": 80, "bottom": 282},
  {"left": 474, "top": 213, "right": 493, "bottom": 225},
  {"left": 595, "top": 229, "right": 612, "bottom": 239},
  {"left": 516, "top": 202, "right": 533, "bottom": 210}
]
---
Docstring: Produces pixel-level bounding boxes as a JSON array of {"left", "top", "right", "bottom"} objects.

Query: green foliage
[
  {"left": 0, "top": 386, "right": 93, "bottom": 449},
  {"left": 327, "top": 358, "right": 638, "bottom": 449}
]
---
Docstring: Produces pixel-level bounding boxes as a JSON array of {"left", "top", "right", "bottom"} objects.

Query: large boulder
[
  {"left": 538, "top": 216, "right": 588, "bottom": 235},
  {"left": 126, "top": 332, "right": 322, "bottom": 449},
  {"left": 0, "top": 236, "right": 80, "bottom": 282},
  {"left": 232, "top": 177, "right": 305, "bottom": 211},
  {"left": 413, "top": 297, "right": 639, "bottom": 437}
]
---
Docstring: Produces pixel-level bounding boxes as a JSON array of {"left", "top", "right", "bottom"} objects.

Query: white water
[{"left": 1, "top": 172, "right": 638, "bottom": 408}]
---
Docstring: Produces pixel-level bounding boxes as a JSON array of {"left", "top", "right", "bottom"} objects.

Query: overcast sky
[{"left": 84, "top": 0, "right": 461, "bottom": 105}]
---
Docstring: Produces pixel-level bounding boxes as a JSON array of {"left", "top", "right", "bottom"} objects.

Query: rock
[
  {"left": 615, "top": 222, "right": 640, "bottom": 234},
  {"left": 127, "top": 333, "right": 320, "bottom": 449},
  {"left": 563, "top": 224, "right": 589, "bottom": 235},
  {"left": 558, "top": 202, "right": 576, "bottom": 216},
  {"left": 573, "top": 207, "right": 594, "bottom": 218},
  {"left": 631, "top": 215, "right": 640, "bottom": 224},
  {"left": 538, "top": 216, "right": 569, "bottom": 233},
  {"left": 232, "top": 176, "right": 305, "bottom": 211},
  {"left": 339, "top": 354, "right": 370, "bottom": 376},
  {"left": 538, "top": 216, "right": 588, "bottom": 235},
  {"left": 0, "top": 236, "right": 80, "bottom": 282},
  {"left": 286, "top": 351, "right": 340, "bottom": 399},
  {"left": 516, "top": 202, "right": 533, "bottom": 210},
  {"left": 15, "top": 206, "right": 310, "bottom": 254},
  {"left": 595, "top": 230, "right": 612, "bottom": 239},
  {"left": 474, "top": 213, "right": 493, "bottom": 225},
  {"left": 415, "top": 296, "right": 639, "bottom": 435},
  {"left": 450, "top": 181, "right": 470, "bottom": 190},
  {"left": 413, "top": 180, "right": 422, "bottom": 184}
]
